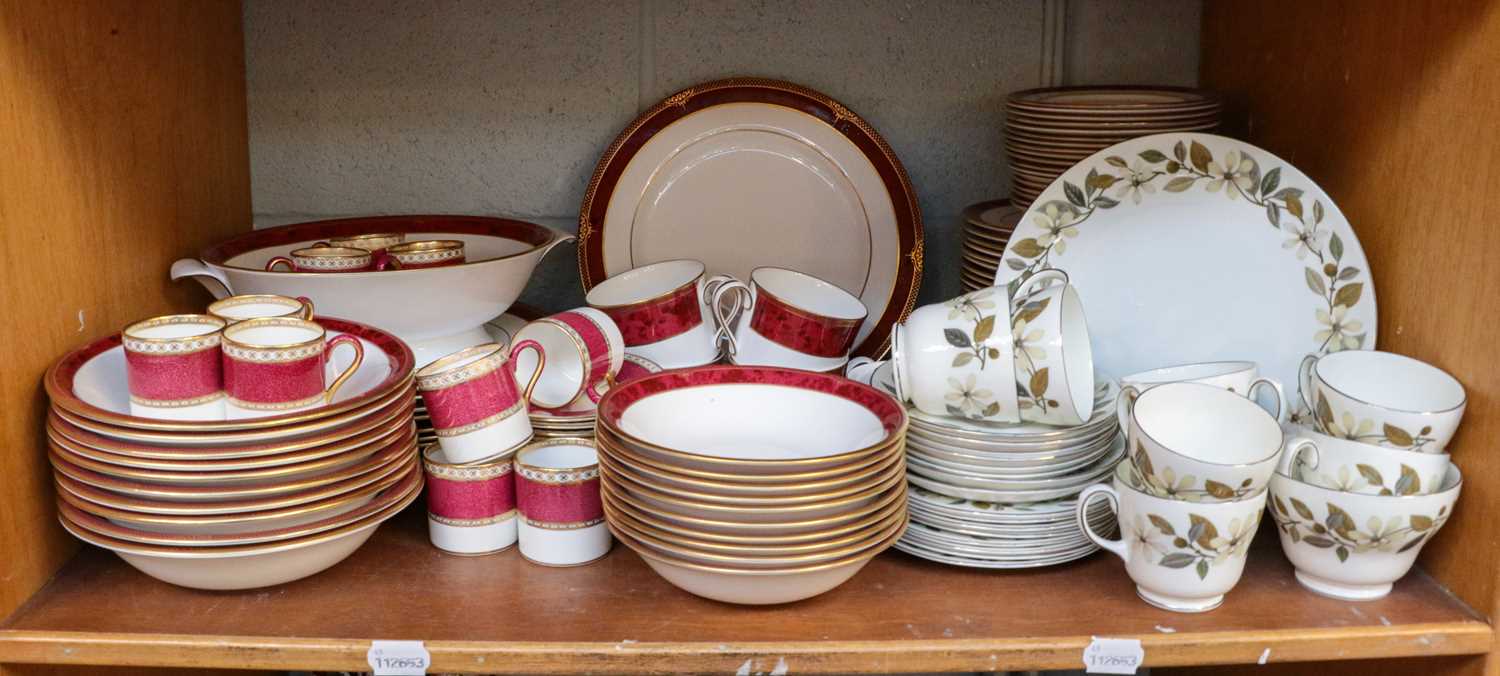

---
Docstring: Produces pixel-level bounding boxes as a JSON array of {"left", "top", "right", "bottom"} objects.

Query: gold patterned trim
[
  {"left": 516, "top": 464, "right": 599, "bottom": 484},
  {"left": 415, "top": 343, "right": 508, "bottom": 390},
  {"left": 575, "top": 77, "right": 922, "bottom": 360},
  {"left": 290, "top": 246, "right": 371, "bottom": 270},
  {"left": 129, "top": 391, "right": 226, "bottom": 408},
  {"left": 429, "top": 509, "right": 517, "bottom": 527},
  {"left": 522, "top": 515, "right": 604, "bottom": 530},
  {"left": 121, "top": 315, "right": 225, "bottom": 354},
  {"left": 221, "top": 340, "right": 325, "bottom": 363},
  {"left": 221, "top": 317, "right": 327, "bottom": 359},
  {"left": 228, "top": 391, "right": 324, "bottom": 411},
  {"left": 328, "top": 233, "right": 404, "bottom": 250},
  {"left": 432, "top": 398, "right": 525, "bottom": 437}
]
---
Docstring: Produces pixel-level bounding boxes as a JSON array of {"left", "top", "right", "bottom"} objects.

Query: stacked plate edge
[
  {"left": 1005, "top": 86, "right": 1223, "bottom": 209},
  {"left": 960, "top": 199, "right": 1023, "bottom": 293}
]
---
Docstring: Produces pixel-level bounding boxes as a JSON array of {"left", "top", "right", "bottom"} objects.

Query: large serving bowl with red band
[
  {"left": 170, "top": 215, "right": 574, "bottom": 365},
  {"left": 593, "top": 365, "right": 907, "bottom": 604}
]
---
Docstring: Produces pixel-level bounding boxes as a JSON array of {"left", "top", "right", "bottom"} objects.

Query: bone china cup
[
  {"left": 1300, "top": 351, "right": 1466, "bottom": 454},
  {"left": 220, "top": 318, "right": 365, "bottom": 419},
  {"left": 415, "top": 341, "right": 545, "bottom": 463},
  {"left": 892, "top": 287, "right": 1019, "bottom": 424},
  {"left": 317, "top": 232, "right": 405, "bottom": 253},
  {"left": 1118, "top": 382, "right": 1287, "bottom": 502},
  {"left": 121, "top": 315, "right": 228, "bottom": 421},
  {"left": 515, "top": 438, "right": 610, "bottom": 566},
  {"left": 266, "top": 246, "right": 393, "bottom": 273},
  {"left": 386, "top": 239, "right": 467, "bottom": 269},
  {"left": 423, "top": 444, "right": 519, "bottom": 555},
  {"left": 1121, "top": 360, "right": 1286, "bottom": 423},
  {"left": 1008, "top": 269, "right": 1095, "bottom": 426},
  {"left": 513, "top": 308, "right": 624, "bottom": 410},
  {"left": 1078, "top": 464, "right": 1267, "bottom": 613},
  {"left": 586, "top": 259, "right": 733, "bottom": 369},
  {"left": 714, "top": 267, "right": 867, "bottom": 372},
  {"left": 1280, "top": 424, "right": 1450, "bottom": 497},
  {"left": 208, "top": 294, "right": 314, "bottom": 325},
  {"left": 1268, "top": 464, "right": 1461, "bottom": 600}
]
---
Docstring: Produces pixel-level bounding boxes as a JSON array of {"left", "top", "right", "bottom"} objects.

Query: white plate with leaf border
[
  {"left": 905, "top": 439, "right": 1124, "bottom": 503},
  {"left": 906, "top": 485, "right": 1083, "bottom": 520},
  {"left": 893, "top": 538, "right": 1101, "bottom": 568},
  {"left": 994, "top": 133, "right": 1376, "bottom": 392}
]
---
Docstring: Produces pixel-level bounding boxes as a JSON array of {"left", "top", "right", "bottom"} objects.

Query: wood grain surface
[
  {"left": 0, "top": 2, "right": 250, "bottom": 675},
  {"left": 1198, "top": 0, "right": 1500, "bottom": 673}
]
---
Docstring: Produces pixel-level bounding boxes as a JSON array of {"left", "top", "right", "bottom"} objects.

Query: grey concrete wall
[{"left": 246, "top": 0, "right": 1201, "bottom": 310}]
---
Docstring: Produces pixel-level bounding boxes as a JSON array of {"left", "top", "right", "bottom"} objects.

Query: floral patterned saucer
[{"left": 994, "top": 133, "right": 1375, "bottom": 393}]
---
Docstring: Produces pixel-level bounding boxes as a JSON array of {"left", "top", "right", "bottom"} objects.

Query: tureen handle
[{"left": 170, "top": 258, "right": 233, "bottom": 299}]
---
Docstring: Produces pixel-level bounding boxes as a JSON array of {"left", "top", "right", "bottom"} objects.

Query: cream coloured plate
[
  {"left": 995, "top": 133, "right": 1377, "bottom": 392},
  {"left": 581, "top": 80, "right": 921, "bottom": 359}
]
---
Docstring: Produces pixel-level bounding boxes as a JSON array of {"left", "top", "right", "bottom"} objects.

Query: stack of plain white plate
[
  {"left": 1005, "top": 86, "right": 1222, "bottom": 208},
  {"left": 870, "top": 365, "right": 1122, "bottom": 568}
]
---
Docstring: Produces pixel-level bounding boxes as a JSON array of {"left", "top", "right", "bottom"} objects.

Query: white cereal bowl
[
  {"left": 170, "top": 216, "right": 574, "bottom": 365},
  {"left": 601, "top": 477, "right": 905, "bottom": 537},
  {"left": 614, "top": 522, "right": 905, "bottom": 604},
  {"left": 596, "top": 365, "right": 906, "bottom": 475},
  {"left": 1268, "top": 464, "right": 1461, "bottom": 601}
]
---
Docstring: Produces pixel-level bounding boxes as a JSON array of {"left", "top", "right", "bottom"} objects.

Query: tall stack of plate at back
[
  {"left": 960, "top": 199, "right": 1023, "bottom": 293},
  {"left": 1004, "top": 86, "right": 1222, "bottom": 209},
  {"left": 43, "top": 318, "right": 418, "bottom": 590},
  {"left": 594, "top": 366, "right": 908, "bottom": 605}
]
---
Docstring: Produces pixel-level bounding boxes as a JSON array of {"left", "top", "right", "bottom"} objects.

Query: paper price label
[
  {"left": 367, "top": 640, "right": 431, "bottom": 676},
  {"left": 1082, "top": 636, "right": 1144, "bottom": 674}
]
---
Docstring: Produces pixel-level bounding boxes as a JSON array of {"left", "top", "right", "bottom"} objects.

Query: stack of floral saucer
[
  {"left": 866, "top": 364, "right": 1122, "bottom": 568},
  {"left": 960, "top": 199, "right": 1023, "bottom": 293},
  {"left": 1005, "top": 86, "right": 1222, "bottom": 208}
]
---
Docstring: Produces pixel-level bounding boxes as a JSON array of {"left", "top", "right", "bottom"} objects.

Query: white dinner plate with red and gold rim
[
  {"left": 46, "top": 317, "right": 414, "bottom": 432},
  {"left": 578, "top": 78, "right": 923, "bottom": 360},
  {"left": 993, "top": 133, "right": 1377, "bottom": 393}
]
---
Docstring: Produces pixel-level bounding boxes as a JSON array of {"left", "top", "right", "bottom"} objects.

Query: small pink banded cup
[
  {"left": 416, "top": 341, "right": 546, "bottom": 464},
  {"left": 265, "top": 246, "right": 397, "bottom": 273},
  {"left": 515, "top": 437, "right": 610, "bottom": 566},
  {"left": 513, "top": 308, "right": 623, "bottom": 411},
  {"left": 387, "top": 240, "right": 466, "bottom": 269},
  {"left": 121, "top": 314, "right": 227, "bottom": 421},
  {"left": 220, "top": 317, "right": 365, "bottom": 419},
  {"left": 423, "top": 444, "right": 519, "bottom": 555}
]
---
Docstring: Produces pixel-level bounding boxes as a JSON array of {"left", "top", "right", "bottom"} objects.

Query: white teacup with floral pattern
[
  {"left": 1078, "top": 462, "right": 1267, "bottom": 613},
  {"left": 1007, "top": 269, "right": 1095, "bottom": 426},
  {"left": 1119, "top": 382, "right": 1290, "bottom": 502},
  {"left": 1268, "top": 463, "right": 1460, "bottom": 601},
  {"left": 1280, "top": 424, "right": 1450, "bottom": 497},
  {"left": 1121, "top": 360, "right": 1287, "bottom": 424},
  {"left": 1299, "top": 351, "right": 1466, "bottom": 454},
  {"left": 892, "top": 286, "right": 1019, "bottom": 423}
]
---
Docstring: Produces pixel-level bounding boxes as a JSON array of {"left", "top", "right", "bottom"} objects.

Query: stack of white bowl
[
  {"left": 594, "top": 365, "right": 908, "bottom": 605},
  {"left": 893, "top": 373, "right": 1123, "bottom": 567},
  {"left": 1271, "top": 351, "right": 1466, "bottom": 601},
  {"left": 42, "top": 318, "right": 419, "bottom": 590}
]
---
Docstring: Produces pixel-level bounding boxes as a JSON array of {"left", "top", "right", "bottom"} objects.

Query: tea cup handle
[
  {"left": 170, "top": 258, "right": 234, "bottom": 299},
  {"left": 710, "top": 280, "right": 752, "bottom": 356},
  {"left": 1279, "top": 436, "right": 1320, "bottom": 477},
  {"left": 507, "top": 339, "right": 546, "bottom": 404},
  {"left": 265, "top": 257, "right": 296, "bottom": 272},
  {"left": 322, "top": 334, "right": 366, "bottom": 403},
  {"left": 371, "top": 252, "right": 401, "bottom": 271},
  {"left": 312, "top": 240, "right": 331, "bottom": 248},
  {"left": 1010, "top": 268, "right": 1069, "bottom": 308},
  {"left": 1077, "top": 483, "right": 1128, "bottom": 563},
  {"left": 1115, "top": 384, "right": 1142, "bottom": 436},
  {"left": 702, "top": 273, "right": 736, "bottom": 299},
  {"left": 295, "top": 296, "right": 316, "bottom": 320},
  {"left": 1297, "top": 354, "right": 1319, "bottom": 419},
  {"left": 1248, "top": 377, "right": 1287, "bottom": 424},
  {"left": 845, "top": 356, "right": 875, "bottom": 384}
]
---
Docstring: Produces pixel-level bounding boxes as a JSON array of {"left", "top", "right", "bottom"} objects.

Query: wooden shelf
[{"left": 0, "top": 510, "right": 1488, "bottom": 673}]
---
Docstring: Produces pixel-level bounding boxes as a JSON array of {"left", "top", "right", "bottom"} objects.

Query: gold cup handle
[
  {"left": 508, "top": 339, "right": 547, "bottom": 405},
  {"left": 266, "top": 256, "right": 296, "bottom": 272},
  {"left": 322, "top": 334, "right": 366, "bottom": 404},
  {"left": 295, "top": 296, "right": 316, "bottom": 320}
]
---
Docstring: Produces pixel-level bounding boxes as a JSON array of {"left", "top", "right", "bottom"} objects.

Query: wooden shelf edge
[{"left": 0, "top": 621, "right": 1491, "bottom": 673}]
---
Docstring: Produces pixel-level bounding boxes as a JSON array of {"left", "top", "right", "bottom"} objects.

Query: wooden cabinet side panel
[
  {"left": 0, "top": 0, "right": 251, "bottom": 619},
  {"left": 1199, "top": 0, "right": 1500, "bottom": 673}
]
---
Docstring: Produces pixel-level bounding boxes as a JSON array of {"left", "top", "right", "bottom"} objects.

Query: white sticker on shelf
[
  {"left": 367, "top": 640, "right": 431, "bottom": 676},
  {"left": 1082, "top": 636, "right": 1144, "bottom": 674}
]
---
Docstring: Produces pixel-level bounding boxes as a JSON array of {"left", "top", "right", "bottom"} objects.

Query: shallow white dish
[{"left": 994, "top": 133, "right": 1376, "bottom": 390}]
